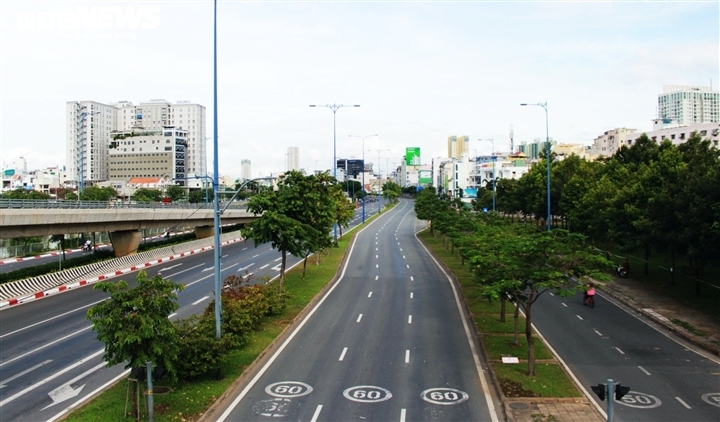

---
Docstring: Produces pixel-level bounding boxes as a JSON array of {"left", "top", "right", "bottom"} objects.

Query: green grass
[
  {"left": 492, "top": 363, "right": 581, "bottom": 398},
  {"left": 63, "top": 216, "right": 371, "bottom": 422},
  {"left": 474, "top": 314, "right": 527, "bottom": 334},
  {"left": 482, "top": 334, "right": 553, "bottom": 360}
]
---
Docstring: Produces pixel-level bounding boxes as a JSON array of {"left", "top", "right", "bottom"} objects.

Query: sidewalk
[
  {"left": 599, "top": 275, "right": 720, "bottom": 357},
  {"left": 503, "top": 273, "right": 720, "bottom": 422}
]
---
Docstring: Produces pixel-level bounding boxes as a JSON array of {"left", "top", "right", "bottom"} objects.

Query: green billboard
[{"left": 405, "top": 147, "right": 420, "bottom": 165}]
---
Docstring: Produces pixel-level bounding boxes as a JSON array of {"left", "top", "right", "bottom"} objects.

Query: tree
[
  {"left": 86, "top": 271, "right": 185, "bottom": 379},
  {"left": 340, "top": 180, "right": 362, "bottom": 201},
  {"left": 242, "top": 170, "right": 336, "bottom": 284},
  {"left": 165, "top": 185, "right": 186, "bottom": 202},
  {"left": 133, "top": 188, "right": 164, "bottom": 202},
  {"left": 189, "top": 188, "right": 213, "bottom": 204},
  {"left": 80, "top": 186, "right": 117, "bottom": 201},
  {"left": 1, "top": 188, "right": 50, "bottom": 200},
  {"left": 478, "top": 227, "right": 612, "bottom": 376}
]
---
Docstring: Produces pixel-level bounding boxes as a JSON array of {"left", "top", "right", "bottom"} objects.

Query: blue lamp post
[
  {"left": 348, "top": 134, "right": 378, "bottom": 223},
  {"left": 212, "top": 0, "right": 222, "bottom": 338},
  {"left": 521, "top": 102, "right": 551, "bottom": 231}
]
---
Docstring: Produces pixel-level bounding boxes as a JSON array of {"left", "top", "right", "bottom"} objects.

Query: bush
[{"left": 173, "top": 314, "right": 232, "bottom": 380}]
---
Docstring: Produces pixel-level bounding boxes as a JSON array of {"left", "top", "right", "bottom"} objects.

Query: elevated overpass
[{"left": 0, "top": 199, "right": 258, "bottom": 256}]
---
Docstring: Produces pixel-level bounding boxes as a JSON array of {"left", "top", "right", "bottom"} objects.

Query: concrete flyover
[{"left": 0, "top": 199, "right": 259, "bottom": 257}]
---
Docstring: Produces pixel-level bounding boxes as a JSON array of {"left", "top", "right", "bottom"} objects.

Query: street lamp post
[
  {"left": 77, "top": 108, "right": 100, "bottom": 198},
  {"left": 348, "top": 134, "right": 378, "bottom": 223},
  {"left": 370, "top": 149, "right": 389, "bottom": 214},
  {"left": 478, "top": 138, "right": 495, "bottom": 212},
  {"left": 212, "top": 0, "right": 222, "bottom": 339},
  {"left": 309, "top": 103, "right": 360, "bottom": 240},
  {"left": 521, "top": 102, "right": 551, "bottom": 231}
]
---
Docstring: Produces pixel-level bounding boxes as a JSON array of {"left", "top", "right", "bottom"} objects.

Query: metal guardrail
[{"left": 0, "top": 199, "right": 247, "bottom": 210}]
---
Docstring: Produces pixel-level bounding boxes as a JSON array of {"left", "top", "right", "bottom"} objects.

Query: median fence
[{"left": 0, "top": 230, "right": 244, "bottom": 308}]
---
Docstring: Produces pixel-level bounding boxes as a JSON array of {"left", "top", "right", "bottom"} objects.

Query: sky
[{"left": 1, "top": 1, "right": 718, "bottom": 179}]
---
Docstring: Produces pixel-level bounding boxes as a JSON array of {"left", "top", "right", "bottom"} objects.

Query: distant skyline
[{"left": 1, "top": 1, "right": 718, "bottom": 178}]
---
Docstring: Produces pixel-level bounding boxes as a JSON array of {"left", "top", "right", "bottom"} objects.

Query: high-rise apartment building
[
  {"left": 287, "top": 146, "right": 300, "bottom": 171},
  {"left": 447, "top": 136, "right": 469, "bottom": 159},
  {"left": 66, "top": 99, "right": 206, "bottom": 187},
  {"left": 241, "top": 159, "right": 251, "bottom": 180},
  {"left": 658, "top": 85, "right": 720, "bottom": 125}
]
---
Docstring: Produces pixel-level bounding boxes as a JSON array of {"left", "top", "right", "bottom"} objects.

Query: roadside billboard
[{"left": 405, "top": 147, "right": 421, "bottom": 165}]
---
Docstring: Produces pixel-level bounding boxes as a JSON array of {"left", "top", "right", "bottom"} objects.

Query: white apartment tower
[
  {"left": 447, "top": 136, "right": 469, "bottom": 160},
  {"left": 658, "top": 85, "right": 720, "bottom": 125},
  {"left": 287, "top": 146, "right": 300, "bottom": 171},
  {"left": 66, "top": 101, "right": 118, "bottom": 188},
  {"left": 241, "top": 159, "right": 252, "bottom": 180},
  {"left": 67, "top": 99, "right": 206, "bottom": 187}
]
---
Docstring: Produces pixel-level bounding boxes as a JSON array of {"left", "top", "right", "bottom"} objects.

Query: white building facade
[
  {"left": 286, "top": 146, "right": 300, "bottom": 171},
  {"left": 241, "top": 159, "right": 251, "bottom": 180},
  {"left": 658, "top": 85, "right": 720, "bottom": 125},
  {"left": 66, "top": 99, "right": 206, "bottom": 188}
]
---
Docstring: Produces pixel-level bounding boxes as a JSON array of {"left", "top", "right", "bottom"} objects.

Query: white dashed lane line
[
  {"left": 357, "top": 314, "right": 363, "bottom": 323},
  {"left": 405, "top": 350, "right": 410, "bottom": 363},
  {"left": 410, "top": 292, "right": 414, "bottom": 299},
  {"left": 339, "top": 347, "right": 348, "bottom": 361},
  {"left": 191, "top": 296, "right": 208, "bottom": 306},
  {"left": 637, "top": 366, "right": 651, "bottom": 375},
  {"left": 562, "top": 303, "right": 568, "bottom": 308},
  {"left": 408, "top": 315, "right": 412, "bottom": 324},
  {"left": 615, "top": 347, "right": 625, "bottom": 355},
  {"left": 576, "top": 315, "right": 583, "bottom": 320},
  {"left": 311, "top": 404, "right": 323, "bottom": 422},
  {"left": 368, "top": 291, "right": 372, "bottom": 298},
  {"left": 675, "top": 397, "right": 692, "bottom": 409}
]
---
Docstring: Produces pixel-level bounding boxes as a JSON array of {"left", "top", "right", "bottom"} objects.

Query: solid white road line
[
  {"left": 0, "top": 300, "right": 103, "bottom": 339},
  {"left": 675, "top": 397, "right": 692, "bottom": 409},
  {"left": 339, "top": 347, "right": 348, "bottom": 361},
  {"left": 615, "top": 347, "right": 625, "bottom": 355},
  {"left": 168, "top": 313, "right": 177, "bottom": 319},
  {"left": 47, "top": 369, "right": 130, "bottom": 422},
  {"left": 0, "top": 326, "right": 92, "bottom": 367},
  {"left": 0, "top": 349, "right": 104, "bottom": 407},
  {"left": 637, "top": 366, "right": 651, "bottom": 375},
  {"left": 357, "top": 314, "right": 363, "bottom": 323},
  {"left": 191, "top": 296, "right": 209, "bottom": 306},
  {"left": 310, "top": 404, "right": 323, "bottom": 422},
  {"left": 405, "top": 350, "right": 410, "bottom": 363}
]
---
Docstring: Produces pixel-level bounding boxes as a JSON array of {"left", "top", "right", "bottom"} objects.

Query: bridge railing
[{"left": 0, "top": 199, "right": 248, "bottom": 210}]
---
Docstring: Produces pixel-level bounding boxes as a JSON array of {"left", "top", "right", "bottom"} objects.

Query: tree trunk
[
  {"left": 513, "top": 302, "right": 520, "bottom": 346},
  {"left": 302, "top": 255, "right": 308, "bottom": 279},
  {"left": 499, "top": 297, "right": 506, "bottom": 323},
  {"left": 524, "top": 301, "right": 535, "bottom": 376},
  {"left": 280, "top": 249, "right": 287, "bottom": 288},
  {"left": 644, "top": 243, "right": 650, "bottom": 275}
]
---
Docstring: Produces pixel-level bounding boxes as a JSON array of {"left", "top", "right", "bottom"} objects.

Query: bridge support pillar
[
  {"left": 109, "top": 230, "right": 142, "bottom": 258},
  {"left": 195, "top": 226, "right": 214, "bottom": 239}
]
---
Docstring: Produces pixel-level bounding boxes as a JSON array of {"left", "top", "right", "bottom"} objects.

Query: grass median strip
[{"left": 418, "top": 229, "right": 581, "bottom": 398}]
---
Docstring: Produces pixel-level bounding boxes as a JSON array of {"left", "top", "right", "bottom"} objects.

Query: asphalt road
[
  {"left": 213, "top": 199, "right": 500, "bottom": 421},
  {"left": 532, "top": 289, "right": 720, "bottom": 421},
  {"left": 0, "top": 203, "right": 381, "bottom": 421}
]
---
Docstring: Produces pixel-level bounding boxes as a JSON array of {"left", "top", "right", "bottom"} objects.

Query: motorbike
[
  {"left": 616, "top": 265, "right": 628, "bottom": 278},
  {"left": 83, "top": 243, "right": 93, "bottom": 252}
]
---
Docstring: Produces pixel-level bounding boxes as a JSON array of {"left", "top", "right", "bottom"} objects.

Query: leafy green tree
[
  {"left": 65, "top": 191, "right": 78, "bottom": 200},
  {"left": 341, "top": 180, "right": 362, "bottom": 201},
  {"left": 80, "top": 186, "right": 117, "bottom": 201},
  {"left": 165, "top": 185, "right": 186, "bottom": 202},
  {"left": 1, "top": 188, "right": 51, "bottom": 199},
  {"left": 243, "top": 170, "right": 335, "bottom": 284},
  {"left": 86, "top": 271, "right": 185, "bottom": 379},
  {"left": 189, "top": 188, "right": 213, "bottom": 204},
  {"left": 133, "top": 188, "right": 164, "bottom": 202},
  {"left": 478, "top": 227, "right": 612, "bottom": 375}
]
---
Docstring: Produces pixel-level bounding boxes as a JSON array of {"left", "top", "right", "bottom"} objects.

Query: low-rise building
[{"left": 108, "top": 126, "right": 188, "bottom": 184}]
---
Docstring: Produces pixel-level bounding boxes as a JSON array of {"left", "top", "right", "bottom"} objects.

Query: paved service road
[
  {"left": 215, "top": 199, "right": 500, "bottom": 421},
  {"left": 532, "top": 290, "right": 720, "bottom": 421}
]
